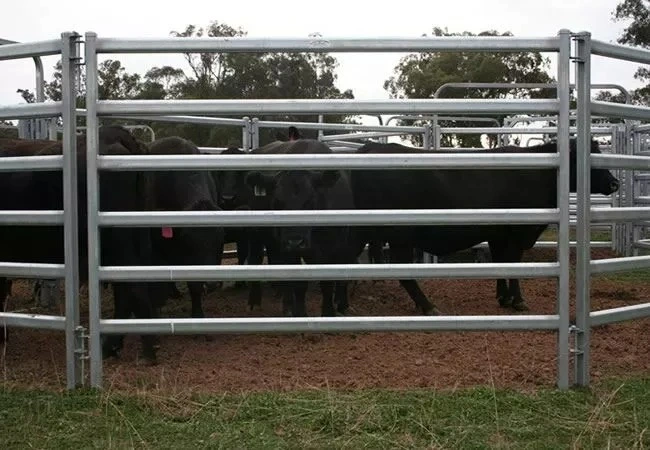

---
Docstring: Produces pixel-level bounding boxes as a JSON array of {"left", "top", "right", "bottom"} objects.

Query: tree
[
  {"left": 384, "top": 27, "right": 555, "bottom": 148},
  {"left": 609, "top": 0, "right": 650, "bottom": 104},
  {"left": 18, "top": 19, "right": 355, "bottom": 147},
  {"left": 168, "top": 20, "right": 356, "bottom": 146}
]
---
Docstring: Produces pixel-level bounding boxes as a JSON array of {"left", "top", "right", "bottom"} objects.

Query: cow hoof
[
  {"left": 498, "top": 295, "right": 513, "bottom": 308},
  {"left": 512, "top": 300, "right": 529, "bottom": 312},
  {"left": 234, "top": 281, "right": 246, "bottom": 289}
]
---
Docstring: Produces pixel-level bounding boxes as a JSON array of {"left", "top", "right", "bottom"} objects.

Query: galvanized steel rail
[
  {"left": 82, "top": 30, "right": 574, "bottom": 391},
  {"left": 0, "top": 32, "right": 81, "bottom": 389}
]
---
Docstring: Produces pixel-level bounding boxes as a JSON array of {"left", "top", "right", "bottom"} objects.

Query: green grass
[
  {"left": 540, "top": 227, "right": 613, "bottom": 242},
  {"left": 2, "top": 378, "right": 649, "bottom": 449},
  {"left": 594, "top": 268, "right": 650, "bottom": 283}
]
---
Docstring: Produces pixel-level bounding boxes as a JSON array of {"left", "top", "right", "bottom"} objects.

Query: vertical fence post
[
  {"left": 624, "top": 123, "right": 635, "bottom": 256},
  {"left": 85, "top": 32, "right": 103, "bottom": 388},
  {"left": 61, "top": 31, "right": 82, "bottom": 389},
  {"left": 251, "top": 118, "right": 260, "bottom": 149},
  {"left": 318, "top": 114, "right": 324, "bottom": 141},
  {"left": 632, "top": 131, "right": 641, "bottom": 256},
  {"left": 422, "top": 123, "right": 432, "bottom": 150},
  {"left": 610, "top": 126, "right": 618, "bottom": 252},
  {"left": 556, "top": 29, "right": 571, "bottom": 390},
  {"left": 575, "top": 31, "right": 592, "bottom": 387},
  {"left": 241, "top": 116, "right": 250, "bottom": 151}
]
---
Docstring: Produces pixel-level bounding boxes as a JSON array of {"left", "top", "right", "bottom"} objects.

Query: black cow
[
  {"left": 351, "top": 139, "right": 620, "bottom": 314},
  {"left": 146, "top": 136, "right": 225, "bottom": 320},
  {"left": 0, "top": 126, "right": 159, "bottom": 362},
  {"left": 245, "top": 139, "right": 357, "bottom": 316},
  {"left": 211, "top": 146, "right": 251, "bottom": 280}
]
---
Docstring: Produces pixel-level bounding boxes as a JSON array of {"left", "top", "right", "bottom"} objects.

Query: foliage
[
  {"left": 384, "top": 28, "right": 555, "bottom": 148},
  {"left": 595, "top": 1, "right": 650, "bottom": 105},
  {"left": 17, "top": 20, "right": 355, "bottom": 147}
]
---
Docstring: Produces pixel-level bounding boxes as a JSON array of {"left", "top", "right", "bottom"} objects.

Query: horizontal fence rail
[
  {"left": 591, "top": 101, "right": 650, "bottom": 121},
  {"left": 0, "top": 155, "right": 64, "bottom": 172},
  {"left": 0, "top": 312, "right": 66, "bottom": 331},
  {"left": 97, "top": 153, "right": 561, "bottom": 170},
  {"left": 0, "top": 211, "right": 64, "bottom": 225},
  {"left": 0, "top": 102, "right": 63, "bottom": 120},
  {"left": 439, "top": 126, "right": 613, "bottom": 135},
  {"left": 591, "top": 39, "right": 650, "bottom": 65},
  {"left": 256, "top": 120, "right": 423, "bottom": 133},
  {"left": 95, "top": 99, "right": 560, "bottom": 116},
  {"left": 98, "top": 208, "right": 560, "bottom": 227},
  {"left": 591, "top": 207, "right": 650, "bottom": 222},
  {"left": 108, "top": 114, "right": 247, "bottom": 127},
  {"left": 0, "top": 39, "right": 61, "bottom": 60},
  {"left": 590, "top": 303, "right": 650, "bottom": 327},
  {"left": 591, "top": 154, "right": 650, "bottom": 170},
  {"left": 590, "top": 255, "right": 650, "bottom": 274},
  {"left": 99, "top": 262, "right": 561, "bottom": 282},
  {"left": 94, "top": 36, "right": 562, "bottom": 54},
  {"left": 0, "top": 262, "right": 65, "bottom": 278},
  {"left": 100, "top": 315, "right": 561, "bottom": 335}
]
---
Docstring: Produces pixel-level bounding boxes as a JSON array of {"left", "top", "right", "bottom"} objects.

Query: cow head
[
  {"left": 213, "top": 147, "right": 251, "bottom": 210},
  {"left": 246, "top": 169, "right": 340, "bottom": 253},
  {"left": 569, "top": 139, "right": 620, "bottom": 195}
]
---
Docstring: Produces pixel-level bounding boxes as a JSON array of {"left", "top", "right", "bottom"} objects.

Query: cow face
[
  {"left": 569, "top": 139, "right": 620, "bottom": 195},
  {"left": 214, "top": 148, "right": 251, "bottom": 210},
  {"left": 246, "top": 169, "right": 340, "bottom": 253}
]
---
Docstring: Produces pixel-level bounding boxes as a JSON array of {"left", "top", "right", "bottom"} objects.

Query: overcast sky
[{"left": 0, "top": 0, "right": 646, "bottom": 121}]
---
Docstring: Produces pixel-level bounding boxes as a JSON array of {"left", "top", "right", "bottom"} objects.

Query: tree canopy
[
  {"left": 608, "top": 0, "right": 650, "bottom": 104},
  {"left": 17, "top": 20, "right": 355, "bottom": 147},
  {"left": 383, "top": 27, "right": 555, "bottom": 148}
]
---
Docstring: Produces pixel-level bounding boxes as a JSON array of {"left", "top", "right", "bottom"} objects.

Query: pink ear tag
[{"left": 162, "top": 227, "right": 174, "bottom": 239}]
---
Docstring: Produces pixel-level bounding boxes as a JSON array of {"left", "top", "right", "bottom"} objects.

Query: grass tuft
[{"left": 1, "top": 377, "right": 649, "bottom": 448}]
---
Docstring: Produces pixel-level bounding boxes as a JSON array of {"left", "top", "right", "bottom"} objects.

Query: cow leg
[
  {"left": 187, "top": 281, "right": 214, "bottom": 341},
  {"left": 391, "top": 246, "right": 439, "bottom": 315},
  {"left": 335, "top": 281, "right": 349, "bottom": 315},
  {"left": 103, "top": 283, "right": 158, "bottom": 363},
  {"left": 206, "top": 237, "right": 225, "bottom": 293},
  {"left": 504, "top": 246, "right": 529, "bottom": 311},
  {"left": 247, "top": 234, "right": 265, "bottom": 310},
  {"left": 187, "top": 282, "right": 205, "bottom": 318},
  {"left": 292, "top": 281, "right": 309, "bottom": 317},
  {"left": 281, "top": 286, "right": 293, "bottom": 316},
  {"left": 490, "top": 240, "right": 529, "bottom": 311},
  {"left": 129, "top": 283, "right": 159, "bottom": 364},
  {"left": 488, "top": 240, "right": 512, "bottom": 308},
  {"left": 508, "top": 278, "right": 529, "bottom": 311},
  {"left": 234, "top": 235, "right": 249, "bottom": 289},
  {"left": 319, "top": 280, "right": 336, "bottom": 317},
  {"left": 102, "top": 283, "right": 131, "bottom": 359}
]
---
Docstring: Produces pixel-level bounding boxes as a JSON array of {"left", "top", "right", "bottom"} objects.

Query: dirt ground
[{"left": 1, "top": 247, "right": 648, "bottom": 393}]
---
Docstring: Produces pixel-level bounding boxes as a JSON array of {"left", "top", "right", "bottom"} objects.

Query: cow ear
[
  {"left": 245, "top": 171, "right": 273, "bottom": 197},
  {"left": 312, "top": 170, "right": 340, "bottom": 189}
]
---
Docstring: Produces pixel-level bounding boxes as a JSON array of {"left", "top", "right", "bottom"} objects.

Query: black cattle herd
[{"left": 0, "top": 126, "right": 619, "bottom": 362}]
